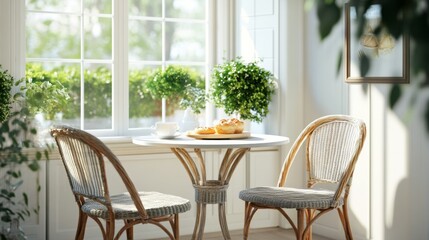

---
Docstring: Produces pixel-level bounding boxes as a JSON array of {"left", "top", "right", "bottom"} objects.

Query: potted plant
[
  {"left": 0, "top": 65, "right": 51, "bottom": 239},
  {"left": 24, "top": 64, "right": 70, "bottom": 121},
  {"left": 144, "top": 65, "right": 206, "bottom": 114},
  {"left": 209, "top": 57, "right": 277, "bottom": 123},
  {"left": 144, "top": 66, "right": 206, "bottom": 130}
]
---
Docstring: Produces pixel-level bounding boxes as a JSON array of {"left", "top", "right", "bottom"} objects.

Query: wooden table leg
[
  {"left": 218, "top": 203, "right": 231, "bottom": 239},
  {"left": 192, "top": 203, "right": 206, "bottom": 240},
  {"left": 172, "top": 147, "right": 250, "bottom": 240}
]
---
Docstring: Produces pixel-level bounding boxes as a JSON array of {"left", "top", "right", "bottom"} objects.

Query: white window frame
[{"left": 23, "top": 0, "right": 220, "bottom": 138}]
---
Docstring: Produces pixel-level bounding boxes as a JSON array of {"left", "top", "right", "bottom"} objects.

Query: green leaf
[
  {"left": 424, "top": 99, "right": 429, "bottom": 134},
  {"left": 389, "top": 84, "right": 401, "bottom": 109},
  {"left": 36, "top": 151, "right": 42, "bottom": 160},
  {"left": 336, "top": 49, "right": 343, "bottom": 76},
  {"left": 1, "top": 215, "right": 11, "bottom": 223},
  {"left": 23, "top": 193, "right": 29, "bottom": 206},
  {"left": 28, "top": 160, "right": 40, "bottom": 171},
  {"left": 317, "top": 1, "right": 341, "bottom": 40},
  {"left": 359, "top": 54, "right": 370, "bottom": 77}
]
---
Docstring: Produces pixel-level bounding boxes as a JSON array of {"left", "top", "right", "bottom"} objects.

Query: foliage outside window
[
  {"left": 24, "top": 63, "right": 166, "bottom": 121},
  {"left": 25, "top": 0, "right": 209, "bottom": 135},
  {"left": 0, "top": 66, "right": 13, "bottom": 122}
]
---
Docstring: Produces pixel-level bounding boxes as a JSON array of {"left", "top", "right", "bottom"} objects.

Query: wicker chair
[
  {"left": 239, "top": 115, "right": 366, "bottom": 240},
  {"left": 50, "top": 125, "right": 191, "bottom": 240}
]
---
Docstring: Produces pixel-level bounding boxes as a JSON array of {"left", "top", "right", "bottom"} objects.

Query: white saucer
[{"left": 152, "top": 132, "right": 181, "bottom": 139}]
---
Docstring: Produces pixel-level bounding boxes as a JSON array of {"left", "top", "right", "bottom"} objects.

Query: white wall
[
  {"left": 235, "top": 0, "right": 308, "bottom": 231},
  {"left": 305, "top": 3, "right": 429, "bottom": 240},
  {"left": 0, "top": 0, "right": 25, "bottom": 78}
]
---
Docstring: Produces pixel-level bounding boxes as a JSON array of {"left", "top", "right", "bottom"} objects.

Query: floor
[{"left": 157, "top": 227, "right": 334, "bottom": 240}]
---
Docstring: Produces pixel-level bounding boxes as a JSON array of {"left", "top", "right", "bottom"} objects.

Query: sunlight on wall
[
  {"left": 348, "top": 84, "right": 371, "bottom": 239},
  {"left": 239, "top": 3, "right": 257, "bottom": 60},
  {"left": 370, "top": 86, "right": 410, "bottom": 240},
  {"left": 385, "top": 109, "right": 409, "bottom": 227}
]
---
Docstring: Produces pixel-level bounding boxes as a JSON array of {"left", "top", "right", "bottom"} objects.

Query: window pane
[
  {"left": 84, "top": 64, "right": 112, "bottom": 130},
  {"left": 84, "top": 17, "right": 112, "bottom": 59},
  {"left": 129, "top": 20, "right": 162, "bottom": 61},
  {"left": 129, "top": 0, "right": 162, "bottom": 17},
  {"left": 84, "top": 0, "right": 112, "bottom": 14},
  {"left": 26, "top": 0, "right": 81, "bottom": 13},
  {"left": 166, "top": 22, "right": 205, "bottom": 61},
  {"left": 165, "top": 0, "right": 205, "bottom": 19},
  {"left": 129, "top": 64, "right": 162, "bottom": 128},
  {"left": 26, "top": 13, "right": 81, "bottom": 59},
  {"left": 25, "top": 62, "right": 81, "bottom": 129}
]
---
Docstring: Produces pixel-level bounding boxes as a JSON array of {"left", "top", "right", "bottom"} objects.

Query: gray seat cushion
[
  {"left": 82, "top": 191, "right": 191, "bottom": 220},
  {"left": 239, "top": 187, "right": 343, "bottom": 209}
]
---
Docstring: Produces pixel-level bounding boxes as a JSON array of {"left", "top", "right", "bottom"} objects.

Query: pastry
[
  {"left": 215, "top": 119, "right": 236, "bottom": 134},
  {"left": 230, "top": 118, "right": 244, "bottom": 133},
  {"left": 194, "top": 127, "right": 215, "bottom": 134}
]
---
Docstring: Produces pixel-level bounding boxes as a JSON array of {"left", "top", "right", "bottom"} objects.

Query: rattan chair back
[
  {"left": 54, "top": 130, "right": 109, "bottom": 202},
  {"left": 50, "top": 125, "right": 191, "bottom": 240},
  {"left": 51, "top": 125, "right": 147, "bottom": 216},
  {"left": 278, "top": 115, "right": 366, "bottom": 193},
  {"left": 240, "top": 115, "right": 366, "bottom": 240}
]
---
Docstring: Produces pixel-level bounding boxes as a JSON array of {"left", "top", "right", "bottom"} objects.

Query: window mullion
[
  {"left": 80, "top": 0, "right": 85, "bottom": 129},
  {"left": 161, "top": 0, "right": 166, "bottom": 122},
  {"left": 113, "top": 0, "right": 120, "bottom": 135},
  {"left": 122, "top": 0, "right": 129, "bottom": 135}
]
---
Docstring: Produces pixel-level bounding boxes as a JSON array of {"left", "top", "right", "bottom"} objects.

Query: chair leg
[
  {"left": 125, "top": 219, "right": 134, "bottom": 240},
  {"left": 338, "top": 203, "right": 353, "bottom": 240},
  {"left": 75, "top": 209, "right": 88, "bottom": 240},
  {"left": 106, "top": 218, "right": 116, "bottom": 240},
  {"left": 171, "top": 214, "right": 180, "bottom": 240},
  {"left": 243, "top": 202, "right": 257, "bottom": 240},
  {"left": 297, "top": 209, "right": 305, "bottom": 240},
  {"left": 305, "top": 209, "right": 313, "bottom": 240}
]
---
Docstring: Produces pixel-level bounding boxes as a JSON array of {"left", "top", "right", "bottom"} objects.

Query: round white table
[{"left": 132, "top": 134, "right": 289, "bottom": 240}]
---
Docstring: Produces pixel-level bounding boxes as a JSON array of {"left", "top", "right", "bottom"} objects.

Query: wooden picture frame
[{"left": 345, "top": 2, "right": 410, "bottom": 83}]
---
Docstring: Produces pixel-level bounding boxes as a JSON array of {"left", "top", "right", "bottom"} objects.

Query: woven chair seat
[
  {"left": 239, "top": 187, "right": 343, "bottom": 209},
  {"left": 82, "top": 191, "right": 191, "bottom": 220}
]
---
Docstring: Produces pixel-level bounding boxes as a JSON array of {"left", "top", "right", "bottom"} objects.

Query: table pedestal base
[
  {"left": 171, "top": 147, "right": 250, "bottom": 240},
  {"left": 193, "top": 180, "right": 230, "bottom": 239}
]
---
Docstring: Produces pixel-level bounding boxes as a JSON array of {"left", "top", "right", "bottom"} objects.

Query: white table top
[{"left": 132, "top": 134, "right": 289, "bottom": 149}]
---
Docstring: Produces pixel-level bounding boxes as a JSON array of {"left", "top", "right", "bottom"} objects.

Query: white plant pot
[{"left": 180, "top": 108, "right": 199, "bottom": 132}]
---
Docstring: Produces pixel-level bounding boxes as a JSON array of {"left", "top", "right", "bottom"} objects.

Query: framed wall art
[{"left": 345, "top": 2, "right": 410, "bottom": 83}]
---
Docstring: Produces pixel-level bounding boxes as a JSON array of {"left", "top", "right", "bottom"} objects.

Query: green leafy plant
[
  {"left": 144, "top": 65, "right": 206, "bottom": 114},
  {"left": 209, "top": 58, "right": 276, "bottom": 123},
  {"left": 0, "top": 69, "right": 51, "bottom": 239},
  {"left": 24, "top": 64, "right": 70, "bottom": 120},
  {"left": 0, "top": 66, "right": 13, "bottom": 123}
]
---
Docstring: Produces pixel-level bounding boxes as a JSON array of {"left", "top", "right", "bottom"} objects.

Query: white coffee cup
[{"left": 155, "top": 122, "right": 179, "bottom": 137}]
